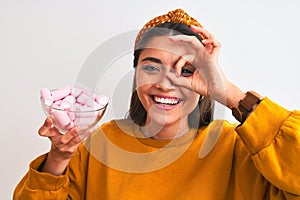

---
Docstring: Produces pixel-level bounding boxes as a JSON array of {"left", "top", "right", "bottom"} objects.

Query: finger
[
  {"left": 202, "top": 39, "right": 221, "bottom": 55},
  {"left": 62, "top": 126, "right": 93, "bottom": 148},
  {"left": 190, "top": 26, "right": 221, "bottom": 55},
  {"left": 174, "top": 57, "right": 187, "bottom": 77},
  {"left": 38, "top": 117, "right": 53, "bottom": 136},
  {"left": 174, "top": 55, "right": 197, "bottom": 89},
  {"left": 39, "top": 117, "right": 63, "bottom": 138},
  {"left": 51, "top": 127, "right": 81, "bottom": 152},
  {"left": 169, "top": 35, "right": 204, "bottom": 50},
  {"left": 190, "top": 25, "right": 215, "bottom": 39},
  {"left": 191, "top": 70, "right": 209, "bottom": 96},
  {"left": 44, "top": 117, "right": 53, "bottom": 127},
  {"left": 59, "top": 126, "right": 80, "bottom": 144},
  {"left": 78, "top": 128, "right": 94, "bottom": 141},
  {"left": 202, "top": 39, "right": 221, "bottom": 48}
]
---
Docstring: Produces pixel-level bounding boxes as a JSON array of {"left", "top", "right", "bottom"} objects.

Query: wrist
[
  {"left": 231, "top": 90, "right": 262, "bottom": 123},
  {"left": 41, "top": 152, "right": 71, "bottom": 176},
  {"left": 225, "top": 83, "right": 246, "bottom": 108}
]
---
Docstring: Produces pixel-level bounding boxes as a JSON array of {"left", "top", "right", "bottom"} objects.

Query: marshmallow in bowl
[
  {"left": 40, "top": 85, "right": 108, "bottom": 132},
  {"left": 51, "top": 85, "right": 72, "bottom": 101},
  {"left": 40, "top": 88, "right": 53, "bottom": 106},
  {"left": 51, "top": 110, "right": 72, "bottom": 126}
]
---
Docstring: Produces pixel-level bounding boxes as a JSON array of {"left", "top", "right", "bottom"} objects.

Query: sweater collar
[{"left": 132, "top": 123, "right": 199, "bottom": 148}]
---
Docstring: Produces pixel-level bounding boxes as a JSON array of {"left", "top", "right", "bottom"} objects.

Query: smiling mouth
[{"left": 151, "top": 95, "right": 182, "bottom": 105}]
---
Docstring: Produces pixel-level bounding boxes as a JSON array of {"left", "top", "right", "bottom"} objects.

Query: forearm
[
  {"left": 224, "top": 82, "right": 246, "bottom": 109},
  {"left": 41, "top": 152, "right": 71, "bottom": 176}
]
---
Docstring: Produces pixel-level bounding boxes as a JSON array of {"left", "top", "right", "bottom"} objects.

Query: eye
[
  {"left": 142, "top": 65, "right": 161, "bottom": 73},
  {"left": 181, "top": 68, "right": 194, "bottom": 77}
]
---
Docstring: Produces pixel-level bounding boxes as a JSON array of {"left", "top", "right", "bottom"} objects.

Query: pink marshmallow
[
  {"left": 72, "top": 103, "right": 83, "bottom": 111},
  {"left": 71, "top": 87, "right": 83, "bottom": 98},
  {"left": 76, "top": 92, "right": 89, "bottom": 105},
  {"left": 66, "top": 121, "right": 75, "bottom": 130},
  {"left": 60, "top": 95, "right": 75, "bottom": 110},
  {"left": 85, "top": 96, "right": 98, "bottom": 107},
  {"left": 51, "top": 85, "right": 72, "bottom": 101},
  {"left": 51, "top": 110, "right": 71, "bottom": 126},
  {"left": 95, "top": 95, "right": 109, "bottom": 106},
  {"left": 51, "top": 101, "right": 62, "bottom": 110},
  {"left": 40, "top": 88, "right": 53, "bottom": 106},
  {"left": 73, "top": 84, "right": 93, "bottom": 95},
  {"left": 93, "top": 102, "right": 104, "bottom": 110},
  {"left": 75, "top": 110, "right": 98, "bottom": 118},
  {"left": 68, "top": 111, "right": 75, "bottom": 121},
  {"left": 53, "top": 100, "right": 61, "bottom": 106},
  {"left": 75, "top": 116, "right": 97, "bottom": 129}
]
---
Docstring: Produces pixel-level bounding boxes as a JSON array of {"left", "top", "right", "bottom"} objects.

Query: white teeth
[{"left": 153, "top": 96, "right": 179, "bottom": 105}]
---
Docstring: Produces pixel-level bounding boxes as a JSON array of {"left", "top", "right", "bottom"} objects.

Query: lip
[{"left": 150, "top": 95, "right": 182, "bottom": 111}]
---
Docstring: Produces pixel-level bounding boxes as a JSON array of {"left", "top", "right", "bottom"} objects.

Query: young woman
[{"left": 14, "top": 9, "right": 300, "bottom": 199}]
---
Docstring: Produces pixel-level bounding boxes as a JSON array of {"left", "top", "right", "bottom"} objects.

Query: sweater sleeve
[
  {"left": 13, "top": 144, "right": 88, "bottom": 200},
  {"left": 236, "top": 97, "right": 300, "bottom": 196}
]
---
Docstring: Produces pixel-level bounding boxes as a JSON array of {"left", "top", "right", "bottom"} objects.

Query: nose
[{"left": 155, "top": 68, "right": 177, "bottom": 91}]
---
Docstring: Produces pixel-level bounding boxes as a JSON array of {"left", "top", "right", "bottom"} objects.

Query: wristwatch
[{"left": 232, "top": 91, "right": 262, "bottom": 123}]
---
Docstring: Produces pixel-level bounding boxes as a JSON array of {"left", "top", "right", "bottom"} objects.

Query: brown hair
[{"left": 127, "top": 22, "right": 214, "bottom": 129}]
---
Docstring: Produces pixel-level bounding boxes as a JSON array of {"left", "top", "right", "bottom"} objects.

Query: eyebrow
[{"left": 140, "top": 57, "right": 163, "bottom": 64}]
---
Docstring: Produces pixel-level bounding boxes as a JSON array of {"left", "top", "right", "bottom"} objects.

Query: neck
[{"left": 141, "top": 118, "right": 191, "bottom": 140}]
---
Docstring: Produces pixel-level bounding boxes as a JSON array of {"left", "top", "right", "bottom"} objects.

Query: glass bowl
[{"left": 40, "top": 90, "right": 108, "bottom": 133}]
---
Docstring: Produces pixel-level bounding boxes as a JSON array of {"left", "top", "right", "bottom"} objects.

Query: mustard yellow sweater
[{"left": 14, "top": 98, "right": 300, "bottom": 199}]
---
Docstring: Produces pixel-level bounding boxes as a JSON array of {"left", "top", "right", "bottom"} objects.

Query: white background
[{"left": 1, "top": 0, "right": 300, "bottom": 199}]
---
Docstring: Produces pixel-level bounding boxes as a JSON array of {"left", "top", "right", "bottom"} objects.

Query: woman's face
[{"left": 136, "top": 35, "right": 200, "bottom": 128}]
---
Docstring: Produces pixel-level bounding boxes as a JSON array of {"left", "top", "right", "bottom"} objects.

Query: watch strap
[{"left": 232, "top": 91, "right": 261, "bottom": 123}]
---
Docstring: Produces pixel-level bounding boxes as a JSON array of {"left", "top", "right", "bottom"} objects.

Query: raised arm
[{"left": 13, "top": 117, "right": 91, "bottom": 199}]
